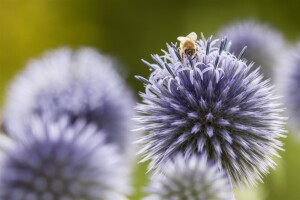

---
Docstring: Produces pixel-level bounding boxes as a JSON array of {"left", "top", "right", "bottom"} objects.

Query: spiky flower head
[
  {"left": 144, "top": 154, "right": 234, "bottom": 200},
  {"left": 217, "top": 20, "right": 286, "bottom": 80},
  {"left": 135, "top": 33, "right": 286, "bottom": 186},
  {"left": 0, "top": 116, "right": 131, "bottom": 200},
  {"left": 3, "top": 48, "right": 134, "bottom": 154},
  {"left": 284, "top": 43, "right": 300, "bottom": 136}
]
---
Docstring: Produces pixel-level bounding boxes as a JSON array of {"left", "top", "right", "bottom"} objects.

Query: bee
[{"left": 177, "top": 32, "right": 198, "bottom": 58}]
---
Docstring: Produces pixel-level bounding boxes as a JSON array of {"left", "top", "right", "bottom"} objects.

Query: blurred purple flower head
[
  {"left": 144, "top": 154, "right": 234, "bottom": 200},
  {"left": 0, "top": 116, "right": 131, "bottom": 200},
  {"left": 4, "top": 48, "right": 135, "bottom": 155},
  {"left": 218, "top": 20, "right": 286, "bottom": 81},
  {"left": 135, "top": 34, "right": 286, "bottom": 186},
  {"left": 284, "top": 43, "right": 300, "bottom": 136}
]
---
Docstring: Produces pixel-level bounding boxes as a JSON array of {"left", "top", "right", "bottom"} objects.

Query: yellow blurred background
[{"left": 1, "top": 0, "right": 300, "bottom": 199}]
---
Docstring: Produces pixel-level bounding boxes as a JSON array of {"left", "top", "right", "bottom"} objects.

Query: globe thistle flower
[
  {"left": 3, "top": 48, "right": 135, "bottom": 155},
  {"left": 0, "top": 116, "right": 131, "bottom": 200},
  {"left": 284, "top": 43, "right": 300, "bottom": 136},
  {"left": 135, "top": 33, "right": 286, "bottom": 186},
  {"left": 144, "top": 154, "right": 235, "bottom": 200},
  {"left": 217, "top": 21, "right": 286, "bottom": 81}
]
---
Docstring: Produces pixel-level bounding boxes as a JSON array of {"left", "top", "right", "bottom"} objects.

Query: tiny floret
[{"left": 135, "top": 33, "right": 286, "bottom": 186}]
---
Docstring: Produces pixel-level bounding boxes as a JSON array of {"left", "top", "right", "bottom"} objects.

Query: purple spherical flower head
[
  {"left": 135, "top": 33, "right": 286, "bottom": 186},
  {"left": 144, "top": 153, "right": 235, "bottom": 200},
  {"left": 218, "top": 21, "right": 286, "bottom": 81},
  {"left": 0, "top": 116, "right": 131, "bottom": 200},
  {"left": 4, "top": 48, "right": 135, "bottom": 155}
]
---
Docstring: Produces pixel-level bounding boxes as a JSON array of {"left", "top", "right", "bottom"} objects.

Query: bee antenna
[{"left": 238, "top": 46, "right": 247, "bottom": 60}]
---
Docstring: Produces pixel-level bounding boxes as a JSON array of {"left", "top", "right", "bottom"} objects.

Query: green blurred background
[{"left": 1, "top": 0, "right": 300, "bottom": 199}]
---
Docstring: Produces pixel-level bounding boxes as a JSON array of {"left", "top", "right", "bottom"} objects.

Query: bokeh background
[{"left": 1, "top": 0, "right": 300, "bottom": 199}]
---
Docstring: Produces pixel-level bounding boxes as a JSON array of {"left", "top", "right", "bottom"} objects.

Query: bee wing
[
  {"left": 177, "top": 36, "right": 187, "bottom": 42},
  {"left": 186, "top": 32, "right": 197, "bottom": 41}
]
